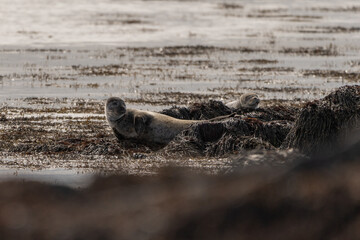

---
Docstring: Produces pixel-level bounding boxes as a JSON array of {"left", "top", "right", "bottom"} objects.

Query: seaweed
[
  {"left": 163, "top": 118, "right": 291, "bottom": 157},
  {"left": 161, "top": 100, "right": 232, "bottom": 120},
  {"left": 161, "top": 85, "right": 360, "bottom": 157},
  {"left": 282, "top": 85, "right": 360, "bottom": 155}
]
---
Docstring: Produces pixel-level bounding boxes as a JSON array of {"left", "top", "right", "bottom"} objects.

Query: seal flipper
[
  {"left": 208, "top": 113, "right": 236, "bottom": 122},
  {"left": 134, "top": 115, "right": 151, "bottom": 136},
  {"left": 112, "top": 127, "right": 126, "bottom": 141}
]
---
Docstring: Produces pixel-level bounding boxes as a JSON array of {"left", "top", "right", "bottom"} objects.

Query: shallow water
[
  {"left": 0, "top": 167, "right": 93, "bottom": 188},
  {"left": 1, "top": 0, "right": 360, "bottom": 103},
  {"left": 1, "top": 0, "right": 360, "bottom": 46}
]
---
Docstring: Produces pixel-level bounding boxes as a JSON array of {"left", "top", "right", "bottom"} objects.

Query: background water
[
  {"left": 1, "top": 0, "right": 360, "bottom": 105},
  {"left": 0, "top": 0, "right": 359, "bottom": 47}
]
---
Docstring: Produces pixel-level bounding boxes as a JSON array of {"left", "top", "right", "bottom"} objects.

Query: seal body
[
  {"left": 226, "top": 93, "right": 260, "bottom": 109},
  {"left": 105, "top": 97, "right": 198, "bottom": 144}
]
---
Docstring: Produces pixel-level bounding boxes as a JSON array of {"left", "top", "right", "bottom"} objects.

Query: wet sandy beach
[{"left": 1, "top": 0, "right": 360, "bottom": 183}]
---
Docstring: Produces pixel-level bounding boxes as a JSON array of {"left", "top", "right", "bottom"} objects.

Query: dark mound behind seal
[
  {"left": 161, "top": 100, "right": 232, "bottom": 120},
  {"left": 282, "top": 85, "right": 360, "bottom": 155},
  {"left": 161, "top": 100, "right": 298, "bottom": 121},
  {"left": 160, "top": 100, "right": 298, "bottom": 157},
  {"left": 162, "top": 118, "right": 292, "bottom": 157},
  {"left": 161, "top": 85, "right": 359, "bottom": 158}
]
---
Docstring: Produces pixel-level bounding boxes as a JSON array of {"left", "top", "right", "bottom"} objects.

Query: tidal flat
[{"left": 0, "top": 0, "right": 360, "bottom": 181}]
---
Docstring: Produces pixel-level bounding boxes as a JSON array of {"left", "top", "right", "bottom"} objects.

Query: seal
[
  {"left": 105, "top": 97, "right": 199, "bottom": 144},
  {"left": 226, "top": 93, "right": 260, "bottom": 109}
]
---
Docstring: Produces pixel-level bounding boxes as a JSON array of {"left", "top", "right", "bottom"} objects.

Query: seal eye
[{"left": 109, "top": 100, "right": 119, "bottom": 108}]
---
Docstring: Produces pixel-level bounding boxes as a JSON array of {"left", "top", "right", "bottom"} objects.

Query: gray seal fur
[
  {"left": 105, "top": 97, "right": 199, "bottom": 144},
  {"left": 226, "top": 93, "right": 260, "bottom": 109}
]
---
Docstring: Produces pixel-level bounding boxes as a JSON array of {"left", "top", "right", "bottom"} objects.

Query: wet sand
[{"left": 1, "top": 0, "right": 360, "bottom": 181}]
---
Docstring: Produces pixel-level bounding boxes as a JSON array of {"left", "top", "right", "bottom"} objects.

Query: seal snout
[{"left": 240, "top": 93, "right": 260, "bottom": 109}]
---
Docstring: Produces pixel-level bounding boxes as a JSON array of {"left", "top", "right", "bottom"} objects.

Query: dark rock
[
  {"left": 161, "top": 100, "right": 232, "bottom": 120},
  {"left": 282, "top": 85, "right": 360, "bottom": 155},
  {"left": 163, "top": 117, "right": 291, "bottom": 157},
  {"left": 0, "top": 140, "right": 360, "bottom": 240}
]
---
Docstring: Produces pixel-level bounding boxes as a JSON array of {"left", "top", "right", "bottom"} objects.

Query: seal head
[
  {"left": 226, "top": 93, "right": 260, "bottom": 109},
  {"left": 105, "top": 97, "right": 126, "bottom": 124},
  {"left": 105, "top": 97, "right": 139, "bottom": 139},
  {"left": 240, "top": 93, "right": 260, "bottom": 109}
]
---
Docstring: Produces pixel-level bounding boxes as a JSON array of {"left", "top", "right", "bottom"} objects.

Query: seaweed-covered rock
[
  {"left": 188, "top": 100, "right": 232, "bottom": 120},
  {"left": 159, "top": 100, "right": 299, "bottom": 157},
  {"left": 239, "top": 105, "right": 299, "bottom": 121},
  {"left": 282, "top": 85, "right": 360, "bottom": 155},
  {"left": 161, "top": 100, "right": 299, "bottom": 122},
  {"left": 160, "top": 106, "right": 192, "bottom": 120},
  {"left": 154, "top": 97, "right": 305, "bottom": 157},
  {"left": 162, "top": 117, "right": 292, "bottom": 157},
  {"left": 161, "top": 100, "right": 232, "bottom": 120}
]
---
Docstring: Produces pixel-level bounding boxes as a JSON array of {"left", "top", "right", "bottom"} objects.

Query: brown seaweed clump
[
  {"left": 282, "top": 85, "right": 360, "bottom": 155},
  {"left": 161, "top": 85, "right": 359, "bottom": 158},
  {"left": 160, "top": 100, "right": 298, "bottom": 157},
  {"left": 161, "top": 100, "right": 298, "bottom": 121},
  {"left": 160, "top": 100, "right": 232, "bottom": 120},
  {"left": 162, "top": 117, "right": 292, "bottom": 157}
]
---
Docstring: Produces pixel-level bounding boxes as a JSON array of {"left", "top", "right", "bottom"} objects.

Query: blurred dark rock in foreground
[{"left": 0, "top": 138, "right": 360, "bottom": 240}]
